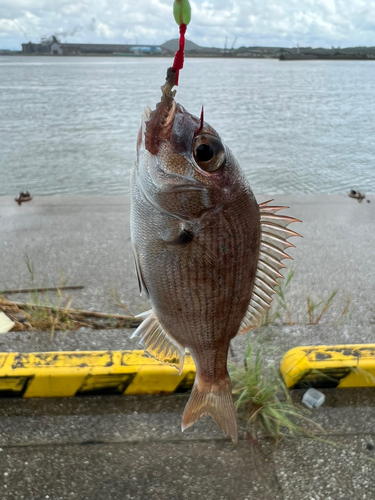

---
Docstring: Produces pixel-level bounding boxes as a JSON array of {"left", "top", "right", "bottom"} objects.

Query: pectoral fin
[{"left": 132, "top": 243, "right": 149, "bottom": 298}]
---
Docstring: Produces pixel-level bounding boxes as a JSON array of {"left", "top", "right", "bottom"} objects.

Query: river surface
[{"left": 1, "top": 56, "right": 374, "bottom": 196}]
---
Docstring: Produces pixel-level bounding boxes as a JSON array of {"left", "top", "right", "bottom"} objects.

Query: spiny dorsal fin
[
  {"left": 131, "top": 310, "right": 185, "bottom": 373},
  {"left": 238, "top": 199, "right": 302, "bottom": 334}
]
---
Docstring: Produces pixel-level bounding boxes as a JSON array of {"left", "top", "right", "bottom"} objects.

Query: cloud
[{"left": 1, "top": 0, "right": 375, "bottom": 50}]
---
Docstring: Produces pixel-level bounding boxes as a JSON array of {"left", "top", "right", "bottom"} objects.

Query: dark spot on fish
[
  {"left": 315, "top": 353, "right": 332, "bottom": 361},
  {"left": 218, "top": 276, "right": 222, "bottom": 280},
  {"left": 228, "top": 234, "right": 232, "bottom": 239},
  {"left": 218, "top": 285, "right": 222, "bottom": 289},
  {"left": 238, "top": 244, "right": 242, "bottom": 248},
  {"left": 367, "top": 443, "right": 374, "bottom": 451},
  {"left": 222, "top": 245, "right": 226, "bottom": 254},
  {"left": 165, "top": 229, "right": 194, "bottom": 247}
]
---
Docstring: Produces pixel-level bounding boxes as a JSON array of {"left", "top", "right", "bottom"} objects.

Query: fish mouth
[
  {"left": 159, "top": 172, "right": 207, "bottom": 194},
  {"left": 164, "top": 184, "right": 206, "bottom": 194}
]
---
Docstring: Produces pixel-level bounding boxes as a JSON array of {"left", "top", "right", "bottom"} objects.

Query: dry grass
[
  {"left": 0, "top": 295, "right": 140, "bottom": 338},
  {"left": 0, "top": 257, "right": 140, "bottom": 336}
]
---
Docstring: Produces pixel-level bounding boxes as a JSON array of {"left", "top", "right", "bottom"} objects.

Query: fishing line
[
  {"left": 162, "top": 0, "right": 191, "bottom": 95},
  {"left": 172, "top": 0, "right": 191, "bottom": 85}
]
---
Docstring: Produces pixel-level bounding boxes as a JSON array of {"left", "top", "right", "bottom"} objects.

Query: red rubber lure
[{"left": 172, "top": 0, "right": 191, "bottom": 86}]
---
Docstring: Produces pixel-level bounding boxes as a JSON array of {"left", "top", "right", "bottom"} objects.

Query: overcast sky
[{"left": 1, "top": 0, "right": 374, "bottom": 50}]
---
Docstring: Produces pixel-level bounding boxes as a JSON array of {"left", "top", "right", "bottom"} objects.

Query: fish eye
[{"left": 193, "top": 134, "right": 225, "bottom": 173}]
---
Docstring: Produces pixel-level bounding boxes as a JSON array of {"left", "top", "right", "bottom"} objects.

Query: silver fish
[{"left": 130, "top": 92, "right": 300, "bottom": 443}]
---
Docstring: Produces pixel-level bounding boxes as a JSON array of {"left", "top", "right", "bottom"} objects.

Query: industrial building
[{"left": 22, "top": 37, "right": 166, "bottom": 56}]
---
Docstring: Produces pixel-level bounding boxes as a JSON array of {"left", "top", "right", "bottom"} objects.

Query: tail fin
[{"left": 181, "top": 376, "right": 238, "bottom": 443}]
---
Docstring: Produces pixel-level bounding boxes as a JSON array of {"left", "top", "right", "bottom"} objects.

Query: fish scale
[{"left": 130, "top": 95, "right": 300, "bottom": 442}]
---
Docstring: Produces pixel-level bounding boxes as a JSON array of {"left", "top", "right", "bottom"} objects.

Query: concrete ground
[{"left": 0, "top": 194, "right": 374, "bottom": 499}]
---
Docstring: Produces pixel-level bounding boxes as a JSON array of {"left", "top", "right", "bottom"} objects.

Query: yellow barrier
[
  {"left": 0, "top": 351, "right": 196, "bottom": 398},
  {"left": 280, "top": 344, "right": 375, "bottom": 389},
  {"left": 2, "top": 344, "right": 374, "bottom": 397}
]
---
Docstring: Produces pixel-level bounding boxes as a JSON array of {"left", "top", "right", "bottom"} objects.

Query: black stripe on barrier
[
  {"left": 293, "top": 368, "right": 352, "bottom": 389},
  {"left": 76, "top": 373, "right": 137, "bottom": 396},
  {"left": 174, "top": 371, "right": 195, "bottom": 393},
  {"left": 0, "top": 376, "right": 34, "bottom": 397}
]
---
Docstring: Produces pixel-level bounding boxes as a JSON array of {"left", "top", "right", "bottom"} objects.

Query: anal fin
[{"left": 131, "top": 310, "right": 185, "bottom": 373}]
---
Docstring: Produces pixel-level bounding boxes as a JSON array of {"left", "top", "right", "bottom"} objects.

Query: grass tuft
[
  {"left": 230, "top": 340, "right": 375, "bottom": 464},
  {"left": 230, "top": 339, "right": 323, "bottom": 444},
  {"left": 307, "top": 290, "right": 338, "bottom": 325}
]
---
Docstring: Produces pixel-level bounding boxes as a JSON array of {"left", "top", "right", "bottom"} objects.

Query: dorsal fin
[
  {"left": 238, "top": 200, "right": 302, "bottom": 334},
  {"left": 131, "top": 310, "right": 185, "bottom": 373}
]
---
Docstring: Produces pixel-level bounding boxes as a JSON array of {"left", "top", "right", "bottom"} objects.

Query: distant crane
[
  {"left": 224, "top": 35, "right": 228, "bottom": 55},
  {"left": 230, "top": 36, "right": 238, "bottom": 51},
  {"left": 13, "top": 19, "right": 28, "bottom": 41}
]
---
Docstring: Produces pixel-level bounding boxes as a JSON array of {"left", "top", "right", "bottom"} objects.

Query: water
[{"left": 1, "top": 56, "right": 374, "bottom": 196}]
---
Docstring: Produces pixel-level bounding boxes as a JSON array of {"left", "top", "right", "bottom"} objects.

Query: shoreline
[
  {"left": 1, "top": 192, "right": 374, "bottom": 200},
  {"left": 3, "top": 53, "right": 375, "bottom": 60}
]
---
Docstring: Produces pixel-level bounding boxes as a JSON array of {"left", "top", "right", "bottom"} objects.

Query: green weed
[
  {"left": 260, "top": 267, "right": 351, "bottom": 328},
  {"left": 230, "top": 340, "right": 323, "bottom": 443},
  {"left": 24, "top": 254, "right": 35, "bottom": 283},
  {"left": 230, "top": 340, "right": 375, "bottom": 464},
  {"left": 263, "top": 268, "right": 295, "bottom": 326},
  {"left": 307, "top": 290, "right": 338, "bottom": 325}
]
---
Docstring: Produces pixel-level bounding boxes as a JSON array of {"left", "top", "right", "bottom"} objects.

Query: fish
[{"left": 130, "top": 91, "right": 301, "bottom": 443}]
